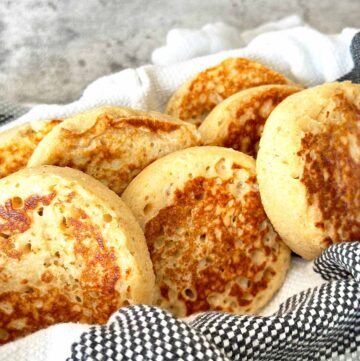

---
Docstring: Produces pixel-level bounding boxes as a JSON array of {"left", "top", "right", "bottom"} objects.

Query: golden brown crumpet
[
  {"left": 0, "top": 166, "right": 155, "bottom": 343},
  {"left": 257, "top": 82, "right": 360, "bottom": 260},
  {"left": 27, "top": 106, "right": 200, "bottom": 195},
  {"left": 165, "top": 58, "right": 293, "bottom": 127},
  {"left": 122, "top": 147, "right": 290, "bottom": 317},
  {"left": 0, "top": 120, "right": 61, "bottom": 178},
  {"left": 199, "top": 85, "right": 302, "bottom": 157}
]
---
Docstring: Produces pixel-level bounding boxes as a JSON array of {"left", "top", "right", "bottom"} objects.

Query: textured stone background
[{"left": 1, "top": 0, "right": 359, "bottom": 104}]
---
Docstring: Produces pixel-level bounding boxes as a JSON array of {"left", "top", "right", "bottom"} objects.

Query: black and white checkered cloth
[
  {"left": 0, "top": 32, "right": 359, "bottom": 361},
  {"left": 68, "top": 242, "right": 360, "bottom": 361}
]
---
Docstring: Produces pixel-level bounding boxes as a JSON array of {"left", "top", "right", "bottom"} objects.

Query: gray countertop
[{"left": 1, "top": 0, "right": 359, "bottom": 104}]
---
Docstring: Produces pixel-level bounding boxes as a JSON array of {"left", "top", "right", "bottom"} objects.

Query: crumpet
[
  {"left": 0, "top": 166, "right": 154, "bottom": 343},
  {"left": 28, "top": 106, "right": 200, "bottom": 195},
  {"left": 0, "top": 120, "right": 61, "bottom": 178},
  {"left": 165, "top": 58, "right": 292, "bottom": 126},
  {"left": 122, "top": 146, "right": 290, "bottom": 317},
  {"left": 199, "top": 85, "right": 302, "bottom": 157},
  {"left": 257, "top": 82, "right": 360, "bottom": 260}
]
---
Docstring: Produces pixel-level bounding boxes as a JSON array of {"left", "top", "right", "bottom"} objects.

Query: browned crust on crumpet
[
  {"left": 199, "top": 84, "right": 302, "bottom": 157},
  {"left": 28, "top": 106, "right": 200, "bottom": 195},
  {"left": 122, "top": 146, "right": 290, "bottom": 317},
  {"left": 165, "top": 58, "right": 293, "bottom": 126},
  {"left": 0, "top": 165, "right": 154, "bottom": 343},
  {"left": 257, "top": 81, "right": 360, "bottom": 259},
  {"left": 0, "top": 120, "right": 61, "bottom": 178}
]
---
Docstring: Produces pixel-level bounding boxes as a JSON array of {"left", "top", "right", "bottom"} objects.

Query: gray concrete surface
[{"left": 0, "top": 0, "right": 359, "bottom": 104}]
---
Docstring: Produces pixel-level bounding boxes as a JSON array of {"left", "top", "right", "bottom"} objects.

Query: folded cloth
[
  {"left": 151, "top": 15, "right": 305, "bottom": 66},
  {"left": 0, "top": 19, "right": 359, "bottom": 361}
]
